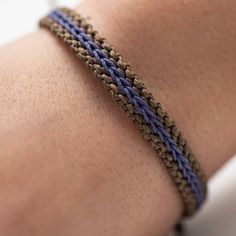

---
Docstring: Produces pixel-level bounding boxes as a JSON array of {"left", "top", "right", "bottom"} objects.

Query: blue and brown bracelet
[{"left": 39, "top": 7, "right": 207, "bottom": 217}]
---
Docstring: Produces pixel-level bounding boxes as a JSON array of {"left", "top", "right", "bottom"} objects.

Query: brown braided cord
[
  {"left": 40, "top": 17, "right": 198, "bottom": 215},
  {"left": 59, "top": 7, "right": 207, "bottom": 193}
]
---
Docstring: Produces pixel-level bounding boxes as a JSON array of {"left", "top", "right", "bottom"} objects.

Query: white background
[{"left": 0, "top": 1, "right": 235, "bottom": 236}]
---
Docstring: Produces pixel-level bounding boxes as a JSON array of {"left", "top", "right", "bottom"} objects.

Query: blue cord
[{"left": 49, "top": 10, "right": 205, "bottom": 206}]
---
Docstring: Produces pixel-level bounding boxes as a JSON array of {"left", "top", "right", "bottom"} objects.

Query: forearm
[
  {"left": 0, "top": 29, "right": 181, "bottom": 236},
  {"left": 0, "top": 0, "right": 236, "bottom": 236}
]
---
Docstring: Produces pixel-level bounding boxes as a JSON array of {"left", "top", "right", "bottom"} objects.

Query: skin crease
[{"left": 0, "top": 0, "right": 236, "bottom": 235}]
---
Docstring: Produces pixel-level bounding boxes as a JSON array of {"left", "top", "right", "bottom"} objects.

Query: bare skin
[{"left": 0, "top": 0, "right": 236, "bottom": 235}]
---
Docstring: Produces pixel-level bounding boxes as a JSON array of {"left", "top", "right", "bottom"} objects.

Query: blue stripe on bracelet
[{"left": 49, "top": 10, "right": 205, "bottom": 206}]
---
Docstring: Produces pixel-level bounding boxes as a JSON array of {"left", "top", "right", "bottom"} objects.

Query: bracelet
[
  {"left": 39, "top": 8, "right": 207, "bottom": 217},
  {"left": 58, "top": 7, "right": 208, "bottom": 212}
]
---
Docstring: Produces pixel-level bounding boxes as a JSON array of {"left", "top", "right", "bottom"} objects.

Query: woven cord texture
[
  {"left": 41, "top": 9, "right": 205, "bottom": 210},
  {"left": 48, "top": 10, "right": 205, "bottom": 204},
  {"left": 39, "top": 9, "right": 207, "bottom": 215},
  {"left": 60, "top": 7, "right": 207, "bottom": 193},
  {"left": 40, "top": 17, "right": 197, "bottom": 215}
]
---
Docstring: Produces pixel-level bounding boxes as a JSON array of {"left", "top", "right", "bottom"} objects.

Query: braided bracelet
[{"left": 40, "top": 8, "right": 207, "bottom": 217}]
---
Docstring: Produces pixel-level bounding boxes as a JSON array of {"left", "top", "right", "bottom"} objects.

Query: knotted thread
[{"left": 39, "top": 9, "right": 207, "bottom": 215}]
